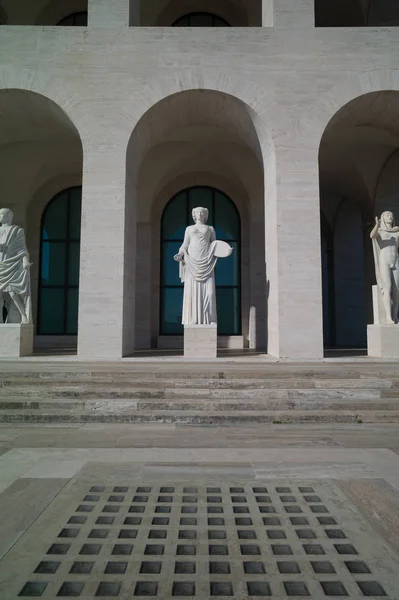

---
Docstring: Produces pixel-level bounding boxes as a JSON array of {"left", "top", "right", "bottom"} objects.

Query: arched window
[
  {"left": 160, "top": 186, "right": 240, "bottom": 335},
  {"left": 172, "top": 12, "right": 230, "bottom": 26},
  {"left": 57, "top": 11, "right": 88, "bottom": 26},
  {"left": 38, "top": 187, "right": 82, "bottom": 335}
]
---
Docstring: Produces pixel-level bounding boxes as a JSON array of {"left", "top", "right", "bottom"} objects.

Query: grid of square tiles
[{"left": 19, "top": 484, "right": 388, "bottom": 597}]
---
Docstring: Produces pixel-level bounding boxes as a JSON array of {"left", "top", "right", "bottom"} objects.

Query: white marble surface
[
  {"left": 367, "top": 324, "right": 399, "bottom": 358},
  {"left": 184, "top": 323, "right": 217, "bottom": 358},
  {"left": 0, "top": 324, "right": 33, "bottom": 357}
]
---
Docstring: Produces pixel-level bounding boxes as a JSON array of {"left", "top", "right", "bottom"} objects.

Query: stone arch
[
  {"left": 316, "top": 72, "right": 399, "bottom": 349},
  {"left": 0, "top": 73, "right": 84, "bottom": 339},
  {"left": 123, "top": 78, "right": 276, "bottom": 354}
]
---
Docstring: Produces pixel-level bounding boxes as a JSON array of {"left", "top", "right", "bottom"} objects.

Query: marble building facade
[{"left": 0, "top": 0, "right": 399, "bottom": 359}]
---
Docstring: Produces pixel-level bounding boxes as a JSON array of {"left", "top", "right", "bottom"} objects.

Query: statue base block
[
  {"left": 0, "top": 324, "right": 34, "bottom": 357},
  {"left": 367, "top": 324, "right": 399, "bottom": 358},
  {"left": 184, "top": 324, "right": 217, "bottom": 358}
]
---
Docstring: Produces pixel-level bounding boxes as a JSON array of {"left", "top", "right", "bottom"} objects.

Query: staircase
[{"left": 0, "top": 362, "right": 399, "bottom": 424}]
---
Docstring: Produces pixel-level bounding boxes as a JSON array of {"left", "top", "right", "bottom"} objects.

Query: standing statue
[
  {"left": 0, "top": 208, "right": 32, "bottom": 324},
  {"left": 370, "top": 210, "right": 399, "bottom": 324},
  {"left": 174, "top": 206, "right": 233, "bottom": 326}
]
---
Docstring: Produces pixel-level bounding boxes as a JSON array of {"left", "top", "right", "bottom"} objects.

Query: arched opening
[
  {"left": 38, "top": 187, "right": 82, "bottom": 335},
  {"left": 0, "top": 88, "right": 83, "bottom": 347},
  {"left": 57, "top": 11, "right": 87, "bottom": 26},
  {"left": 125, "top": 88, "right": 267, "bottom": 354},
  {"left": 138, "top": 0, "right": 263, "bottom": 26},
  {"left": 160, "top": 186, "right": 241, "bottom": 335},
  {"left": 0, "top": 0, "right": 88, "bottom": 25},
  {"left": 172, "top": 12, "right": 230, "bottom": 26},
  {"left": 315, "top": 0, "right": 399, "bottom": 26},
  {"left": 319, "top": 90, "right": 399, "bottom": 350}
]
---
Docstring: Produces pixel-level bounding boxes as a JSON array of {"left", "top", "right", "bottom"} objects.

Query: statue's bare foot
[{"left": 387, "top": 318, "right": 395, "bottom": 324}]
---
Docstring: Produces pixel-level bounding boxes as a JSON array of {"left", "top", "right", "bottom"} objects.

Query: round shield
[{"left": 214, "top": 240, "right": 233, "bottom": 258}]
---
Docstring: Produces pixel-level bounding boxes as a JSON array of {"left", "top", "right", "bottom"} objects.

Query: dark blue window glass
[
  {"left": 160, "top": 187, "right": 241, "bottom": 335},
  {"left": 38, "top": 187, "right": 82, "bottom": 335}
]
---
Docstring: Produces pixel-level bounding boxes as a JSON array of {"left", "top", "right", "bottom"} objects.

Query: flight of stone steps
[{"left": 0, "top": 362, "right": 399, "bottom": 424}]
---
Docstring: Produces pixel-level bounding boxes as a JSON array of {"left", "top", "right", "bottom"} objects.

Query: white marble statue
[
  {"left": 370, "top": 210, "right": 399, "bottom": 324},
  {"left": 0, "top": 208, "right": 32, "bottom": 324},
  {"left": 174, "top": 206, "right": 233, "bottom": 326}
]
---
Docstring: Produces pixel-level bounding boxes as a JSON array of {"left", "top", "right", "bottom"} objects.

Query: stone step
[
  {"left": 0, "top": 397, "right": 398, "bottom": 411},
  {"left": 0, "top": 377, "right": 394, "bottom": 390},
  {"left": 0, "top": 409, "right": 398, "bottom": 424},
  {"left": 2, "top": 367, "right": 399, "bottom": 381},
  {"left": 0, "top": 386, "right": 384, "bottom": 400}
]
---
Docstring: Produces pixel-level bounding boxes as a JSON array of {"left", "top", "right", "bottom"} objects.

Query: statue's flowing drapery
[
  {"left": 179, "top": 225, "right": 218, "bottom": 325},
  {"left": 0, "top": 225, "right": 31, "bottom": 322}
]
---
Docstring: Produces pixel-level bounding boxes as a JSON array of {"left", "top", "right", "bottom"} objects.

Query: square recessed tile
[
  {"left": 246, "top": 582, "right": 272, "bottom": 596},
  {"left": 153, "top": 517, "right": 170, "bottom": 525},
  {"left": 70, "top": 562, "right": 95, "bottom": 575},
  {"left": 149, "top": 529, "right": 167, "bottom": 539},
  {"left": 280, "top": 496, "right": 296, "bottom": 503},
  {"left": 296, "top": 529, "right": 316, "bottom": 539},
  {"left": 134, "top": 582, "right": 158, "bottom": 596},
  {"left": 76, "top": 505, "right": 93, "bottom": 513},
  {"left": 133, "top": 496, "right": 148, "bottom": 503},
  {"left": 90, "top": 486, "right": 105, "bottom": 493},
  {"left": 230, "top": 487, "right": 244, "bottom": 493},
  {"left": 136, "top": 487, "right": 151, "bottom": 493},
  {"left": 103, "top": 505, "right": 120, "bottom": 513},
  {"left": 277, "top": 562, "right": 301, "bottom": 574},
  {"left": 283, "top": 581, "right": 310, "bottom": 596},
  {"left": 160, "top": 487, "right": 175, "bottom": 493},
  {"left": 263, "top": 517, "right": 280, "bottom": 526},
  {"left": 89, "top": 529, "right": 108, "bottom": 539},
  {"left": 114, "top": 486, "right": 128, "bottom": 493},
  {"left": 183, "top": 487, "right": 198, "bottom": 494},
  {"left": 172, "top": 582, "right": 195, "bottom": 596},
  {"left": 68, "top": 516, "right": 87, "bottom": 525},
  {"left": 241, "top": 544, "right": 261, "bottom": 555},
  {"left": 180, "top": 517, "right": 197, "bottom": 526},
  {"left": 79, "top": 544, "right": 102, "bottom": 555},
  {"left": 334, "top": 544, "right": 358, "bottom": 555},
  {"left": 18, "top": 582, "right": 48, "bottom": 596},
  {"left": 208, "top": 530, "right": 226, "bottom": 540},
  {"left": 356, "top": 581, "right": 387, "bottom": 596},
  {"left": 34, "top": 561, "right": 60, "bottom": 574},
  {"left": 84, "top": 495, "right": 100, "bottom": 502},
  {"left": 105, "top": 562, "right": 128, "bottom": 574},
  {"left": 209, "top": 544, "right": 228, "bottom": 555},
  {"left": 210, "top": 582, "right": 233, "bottom": 596},
  {"left": 253, "top": 487, "right": 268, "bottom": 493},
  {"left": 276, "top": 487, "right": 291, "bottom": 493},
  {"left": 303, "top": 544, "right": 325, "bottom": 555},
  {"left": 47, "top": 544, "right": 70, "bottom": 555},
  {"left": 97, "top": 516, "right": 115, "bottom": 525},
  {"left": 177, "top": 544, "right": 196, "bottom": 556},
  {"left": 119, "top": 529, "right": 138, "bottom": 539},
  {"left": 209, "top": 561, "right": 231, "bottom": 574},
  {"left": 182, "top": 496, "right": 197, "bottom": 503},
  {"left": 207, "top": 488, "right": 221, "bottom": 493},
  {"left": 284, "top": 506, "right": 302, "bottom": 514},
  {"left": 325, "top": 529, "right": 346, "bottom": 539},
  {"left": 175, "top": 562, "right": 196, "bottom": 574},
  {"left": 243, "top": 561, "right": 266, "bottom": 574},
  {"left": 95, "top": 582, "right": 121, "bottom": 597},
  {"left": 145, "top": 544, "right": 165, "bottom": 556},
  {"left": 140, "top": 561, "right": 162, "bottom": 574},
  {"left": 108, "top": 495, "right": 124, "bottom": 503},
  {"left": 57, "top": 581, "right": 84, "bottom": 596},
  {"left": 311, "top": 561, "right": 336, "bottom": 574},
  {"left": 317, "top": 517, "right": 337, "bottom": 525},
  {"left": 320, "top": 581, "right": 349, "bottom": 596},
  {"left": 112, "top": 544, "right": 133, "bottom": 555},
  {"left": 290, "top": 517, "right": 308, "bottom": 525},
  {"left": 298, "top": 487, "right": 314, "bottom": 493},
  {"left": 267, "top": 530, "right": 286, "bottom": 540},
  {"left": 179, "top": 530, "right": 197, "bottom": 539},
  {"left": 271, "top": 544, "right": 293, "bottom": 555},
  {"left": 344, "top": 560, "right": 371, "bottom": 574},
  {"left": 124, "top": 516, "right": 142, "bottom": 525}
]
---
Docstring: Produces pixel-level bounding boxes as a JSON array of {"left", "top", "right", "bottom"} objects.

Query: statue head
[
  {"left": 381, "top": 210, "right": 395, "bottom": 229},
  {"left": 192, "top": 206, "right": 209, "bottom": 224},
  {"left": 0, "top": 208, "right": 13, "bottom": 226}
]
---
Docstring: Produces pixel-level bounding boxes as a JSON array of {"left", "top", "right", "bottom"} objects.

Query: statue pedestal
[
  {"left": 184, "top": 324, "right": 217, "bottom": 358},
  {"left": 0, "top": 324, "right": 34, "bottom": 357},
  {"left": 367, "top": 324, "right": 399, "bottom": 358}
]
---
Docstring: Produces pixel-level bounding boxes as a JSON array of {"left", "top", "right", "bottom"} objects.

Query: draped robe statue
[
  {"left": 0, "top": 208, "right": 32, "bottom": 324},
  {"left": 370, "top": 210, "right": 399, "bottom": 324},
  {"left": 174, "top": 206, "right": 233, "bottom": 326}
]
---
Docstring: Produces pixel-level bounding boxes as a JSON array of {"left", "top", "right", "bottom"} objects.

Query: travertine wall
[{"left": 0, "top": 0, "right": 398, "bottom": 358}]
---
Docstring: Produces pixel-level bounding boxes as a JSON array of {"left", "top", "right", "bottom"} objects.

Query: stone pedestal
[
  {"left": 367, "top": 324, "right": 399, "bottom": 358},
  {"left": 184, "top": 324, "right": 217, "bottom": 359},
  {"left": 0, "top": 324, "right": 34, "bottom": 357}
]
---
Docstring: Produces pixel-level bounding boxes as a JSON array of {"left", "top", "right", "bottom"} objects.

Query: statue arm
[
  {"left": 210, "top": 226, "right": 216, "bottom": 242},
  {"left": 174, "top": 227, "right": 190, "bottom": 262},
  {"left": 370, "top": 217, "right": 380, "bottom": 239}
]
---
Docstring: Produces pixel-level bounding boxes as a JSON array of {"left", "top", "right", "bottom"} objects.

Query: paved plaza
[{"left": 0, "top": 423, "right": 399, "bottom": 598}]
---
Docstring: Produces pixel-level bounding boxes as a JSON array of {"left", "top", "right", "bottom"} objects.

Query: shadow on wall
[{"left": 0, "top": 0, "right": 87, "bottom": 25}]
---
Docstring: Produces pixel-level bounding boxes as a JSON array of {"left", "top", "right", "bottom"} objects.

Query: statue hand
[
  {"left": 174, "top": 253, "right": 184, "bottom": 262},
  {"left": 375, "top": 216, "right": 380, "bottom": 225},
  {"left": 23, "top": 260, "right": 32, "bottom": 270}
]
